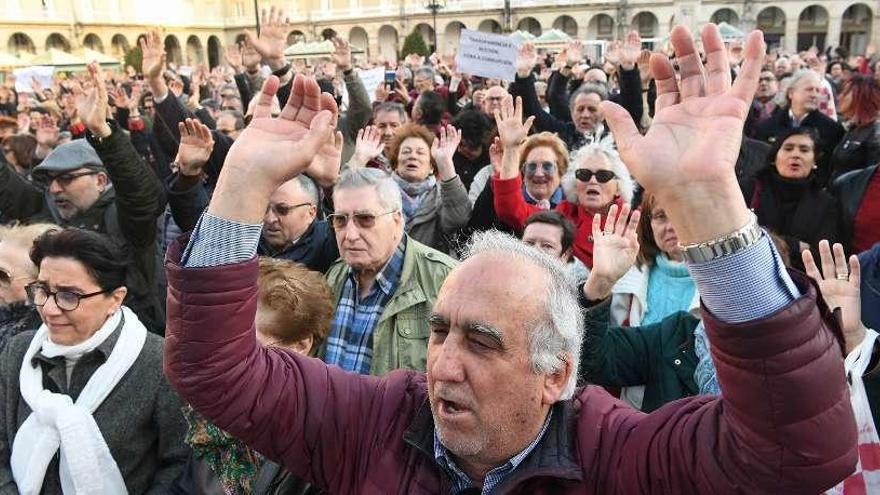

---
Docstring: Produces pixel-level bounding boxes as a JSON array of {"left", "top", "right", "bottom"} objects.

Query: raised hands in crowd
[
  {"left": 348, "top": 125, "right": 385, "bottom": 168},
  {"left": 175, "top": 117, "right": 215, "bottom": 177},
  {"left": 2, "top": 17, "right": 880, "bottom": 493}
]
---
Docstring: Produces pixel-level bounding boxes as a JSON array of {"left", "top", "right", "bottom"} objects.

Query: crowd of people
[{"left": 0, "top": 8, "right": 878, "bottom": 493}]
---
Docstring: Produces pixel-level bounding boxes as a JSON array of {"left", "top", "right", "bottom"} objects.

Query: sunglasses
[
  {"left": 43, "top": 170, "right": 100, "bottom": 187},
  {"left": 574, "top": 169, "right": 616, "bottom": 183},
  {"left": 266, "top": 202, "right": 312, "bottom": 217},
  {"left": 25, "top": 282, "right": 108, "bottom": 312},
  {"left": 523, "top": 161, "right": 558, "bottom": 176},
  {"left": 327, "top": 210, "right": 397, "bottom": 230}
]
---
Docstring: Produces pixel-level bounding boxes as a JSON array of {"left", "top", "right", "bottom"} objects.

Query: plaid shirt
[
  {"left": 324, "top": 240, "right": 406, "bottom": 374},
  {"left": 434, "top": 411, "right": 553, "bottom": 494}
]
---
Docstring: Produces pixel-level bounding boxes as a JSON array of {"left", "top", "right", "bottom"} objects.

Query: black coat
[
  {"left": 741, "top": 168, "right": 845, "bottom": 270},
  {"left": 509, "top": 68, "right": 643, "bottom": 151},
  {"left": 830, "top": 122, "right": 880, "bottom": 181},
  {"left": 0, "top": 124, "right": 166, "bottom": 333},
  {"left": 831, "top": 164, "right": 879, "bottom": 251},
  {"left": 754, "top": 108, "right": 845, "bottom": 186}
]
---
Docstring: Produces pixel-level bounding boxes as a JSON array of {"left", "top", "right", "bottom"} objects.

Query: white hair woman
[
  {"left": 0, "top": 228, "right": 189, "bottom": 493},
  {"left": 494, "top": 94, "right": 634, "bottom": 268}
]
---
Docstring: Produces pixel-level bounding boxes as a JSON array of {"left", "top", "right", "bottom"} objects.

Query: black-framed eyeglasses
[
  {"left": 42, "top": 170, "right": 100, "bottom": 187},
  {"left": 327, "top": 210, "right": 397, "bottom": 230},
  {"left": 266, "top": 202, "right": 313, "bottom": 217},
  {"left": 759, "top": 76, "right": 777, "bottom": 83},
  {"left": 523, "top": 161, "right": 558, "bottom": 176},
  {"left": 25, "top": 282, "right": 109, "bottom": 311},
  {"left": 575, "top": 169, "right": 616, "bottom": 183}
]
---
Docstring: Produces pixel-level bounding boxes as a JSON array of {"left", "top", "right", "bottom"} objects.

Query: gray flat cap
[{"left": 32, "top": 139, "right": 104, "bottom": 177}]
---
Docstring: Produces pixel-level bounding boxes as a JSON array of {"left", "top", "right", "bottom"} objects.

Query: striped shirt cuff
[
  {"left": 687, "top": 232, "right": 801, "bottom": 323},
  {"left": 182, "top": 212, "right": 263, "bottom": 268}
]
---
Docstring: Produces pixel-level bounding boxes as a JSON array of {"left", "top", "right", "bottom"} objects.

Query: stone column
[
  {"left": 784, "top": 15, "right": 798, "bottom": 52},
  {"left": 827, "top": 16, "right": 842, "bottom": 50}
]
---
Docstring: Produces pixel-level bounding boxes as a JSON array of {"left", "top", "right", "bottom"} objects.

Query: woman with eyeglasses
[
  {"left": 0, "top": 228, "right": 189, "bottom": 492},
  {"left": 740, "top": 127, "right": 845, "bottom": 272},
  {"left": 385, "top": 122, "right": 472, "bottom": 254},
  {"left": 493, "top": 96, "right": 634, "bottom": 268},
  {"left": 0, "top": 223, "right": 57, "bottom": 353}
]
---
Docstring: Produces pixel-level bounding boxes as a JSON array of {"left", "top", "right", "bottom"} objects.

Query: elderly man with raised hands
[{"left": 164, "top": 25, "right": 857, "bottom": 494}]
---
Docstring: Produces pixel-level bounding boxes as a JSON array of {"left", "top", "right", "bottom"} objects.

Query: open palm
[
  {"left": 224, "top": 75, "right": 336, "bottom": 189},
  {"left": 601, "top": 24, "right": 765, "bottom": 244},
  {"left": 590, "top": 204, "right": 641, "bottom": 285}
]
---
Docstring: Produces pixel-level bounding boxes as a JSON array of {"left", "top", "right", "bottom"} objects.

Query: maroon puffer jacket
[{"left": 164, "top": 238, "right": 857, "bottom": 494}]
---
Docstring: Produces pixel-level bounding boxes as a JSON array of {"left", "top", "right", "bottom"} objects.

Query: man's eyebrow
[
  {"left": 467, "top": 322, "right": 505, "bottom": 349},
  {"left": 429, "top": 313, "right": 505, "bottom": 348}
]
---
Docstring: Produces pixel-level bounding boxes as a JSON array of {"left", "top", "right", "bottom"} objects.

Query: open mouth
[
  {"left": 439, "top": 398, "right": 470, "bottom": 416},
  {"left": 585, "top": 190, "right": 601, "bottom": 197}
]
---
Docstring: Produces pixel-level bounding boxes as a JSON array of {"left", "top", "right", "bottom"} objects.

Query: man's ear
[
  {"left": 542, "top": 353, "right": 573, "bottom": 406},
  {"left": 95, "top": 171, "right": 109, "bottom": 192}
]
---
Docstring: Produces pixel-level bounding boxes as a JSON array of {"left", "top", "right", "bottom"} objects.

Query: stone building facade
[{"left": 2, "top": 0, "right": 878, "bottom": 67}]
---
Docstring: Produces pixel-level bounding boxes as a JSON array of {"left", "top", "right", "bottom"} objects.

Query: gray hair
[
  {"left": 462, "top": 230, "right": 583, "bottom": 400},
  {"left": 562, "top": 136, "right": 634, "bottom": 205},
  {"left": 414, "top": 66, "right": 435, "bottom": 81},
  {"left": 333, "top": 168, "right": 403, "bottom": 213},
  {"left": 569, "top": 82, "right": 608, "bottom": 109},
  {"left": 373, "top": 101, "right": 407, "bottom": 121},
  {"left": 783, "top": 69, "right": 819, "bottom": 107},
  {"left": 295, "top": 174, "right": 320, "bottom": 204}
]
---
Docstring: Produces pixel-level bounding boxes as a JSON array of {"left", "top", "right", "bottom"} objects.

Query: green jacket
[
  {"left": 580, "top": 298, "right": 700, "bottom": 412},
  {"left": 324, "top": 236, "right": 457, "bottom": 376}
]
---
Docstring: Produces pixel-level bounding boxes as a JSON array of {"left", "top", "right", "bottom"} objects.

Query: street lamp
[{"left": 424, "top": 0, "right": 445, "bottom": 52}]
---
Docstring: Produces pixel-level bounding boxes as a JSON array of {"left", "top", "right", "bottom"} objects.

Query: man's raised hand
[
  {"left": 208, "top": 74, "right": 337, "bottom": 223},
  {"left": 245, "top": 6, "right": 290, "bottom": 71},
  {"left": 176, "top": 118, "right": 215, "bottom": 177},
  {"left": 601, "top": 24, "right": 764, "bottom": 245}
]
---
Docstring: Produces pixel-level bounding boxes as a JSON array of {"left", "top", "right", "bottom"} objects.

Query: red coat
[
  {"left": 493, "top": 174, "right": 624, "bottom": 268},
  {"left": 164, "top": 237, "right": 857, "bottom": 494}
]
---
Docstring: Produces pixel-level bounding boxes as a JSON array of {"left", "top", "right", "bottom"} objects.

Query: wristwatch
[{"left": 679, "top": 211, "right": 763, "bottom": 263}]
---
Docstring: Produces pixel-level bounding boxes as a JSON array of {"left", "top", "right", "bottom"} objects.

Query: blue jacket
[{"left": 860, "top": 242, "right": 880, "bottom": 331}]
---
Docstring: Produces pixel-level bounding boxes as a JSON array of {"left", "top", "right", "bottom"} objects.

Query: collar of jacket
[
  {"left": 45, "top": 186, "right": 116, "bottom": 229},
  {"left": 31, "top": 316, "right": 123, "bottom": 370},
  {"left": 402, "top": 399, "right": 583, "bottom": 489},
  {"left": 258, "top": 217, "right": 319, "bottom": 257}
]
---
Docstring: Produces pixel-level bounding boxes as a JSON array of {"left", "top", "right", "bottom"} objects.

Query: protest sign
[
  {"left": 13, "top": 66, "right": 54, "bottom": 93},
  {"left": 456, "top": 29, "right": 520, "bottom": 81},
  {"left": 358, "top": 67, "right": 385, "bottom": 103}
]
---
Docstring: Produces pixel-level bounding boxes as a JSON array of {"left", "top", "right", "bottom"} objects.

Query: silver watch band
[{"left": 679, "top": 212, "right": 763, "bottom": 264}]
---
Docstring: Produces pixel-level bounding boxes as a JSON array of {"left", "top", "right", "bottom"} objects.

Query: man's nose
[{"left": 430, "top": 338, "right": 466, "bottom": 383}]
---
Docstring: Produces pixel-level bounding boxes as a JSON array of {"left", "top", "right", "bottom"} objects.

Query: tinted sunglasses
[
  {"left": 523, "top": 161, "right": 558, "bottom": 176},
  {"left": 266, "top": 202, "right": 312, "bottom": 217},
  {"left": 574, "top": 169, "right": 616, "bottom": 183},
  {"left": 327, "top": 210, "right": 397, "bottom": 230},
  {"left": 41, "top": 170, "right": 101, "bottom": 187}
]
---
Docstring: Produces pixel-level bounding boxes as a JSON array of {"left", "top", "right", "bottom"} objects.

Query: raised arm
[
  {"left": 492, "top": 95, "right": 537, "bottom": 230},
  {"left": 80, "top": 62, "right": 164, "bottom": 248},
  {"left": 600, "top": 24, "right": 856, "bottom": 493},
  {"left": 509, "top": 42, "right": 570, "bottom": 137},
  {"left": 431, "top": 124, "right": 472, "bottom": 232}
]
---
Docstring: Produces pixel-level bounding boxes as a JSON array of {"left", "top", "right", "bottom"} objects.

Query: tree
[
  {"left": 401, "top": 28, "right": 429, "bottom": 59},
  {"left": 124, "top": 45, "right": 143, "bottom": 74}
]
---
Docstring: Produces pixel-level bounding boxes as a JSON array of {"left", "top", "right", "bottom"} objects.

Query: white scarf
[{"left": 11, "top": 306, "right": 146, "bottom": 494}]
